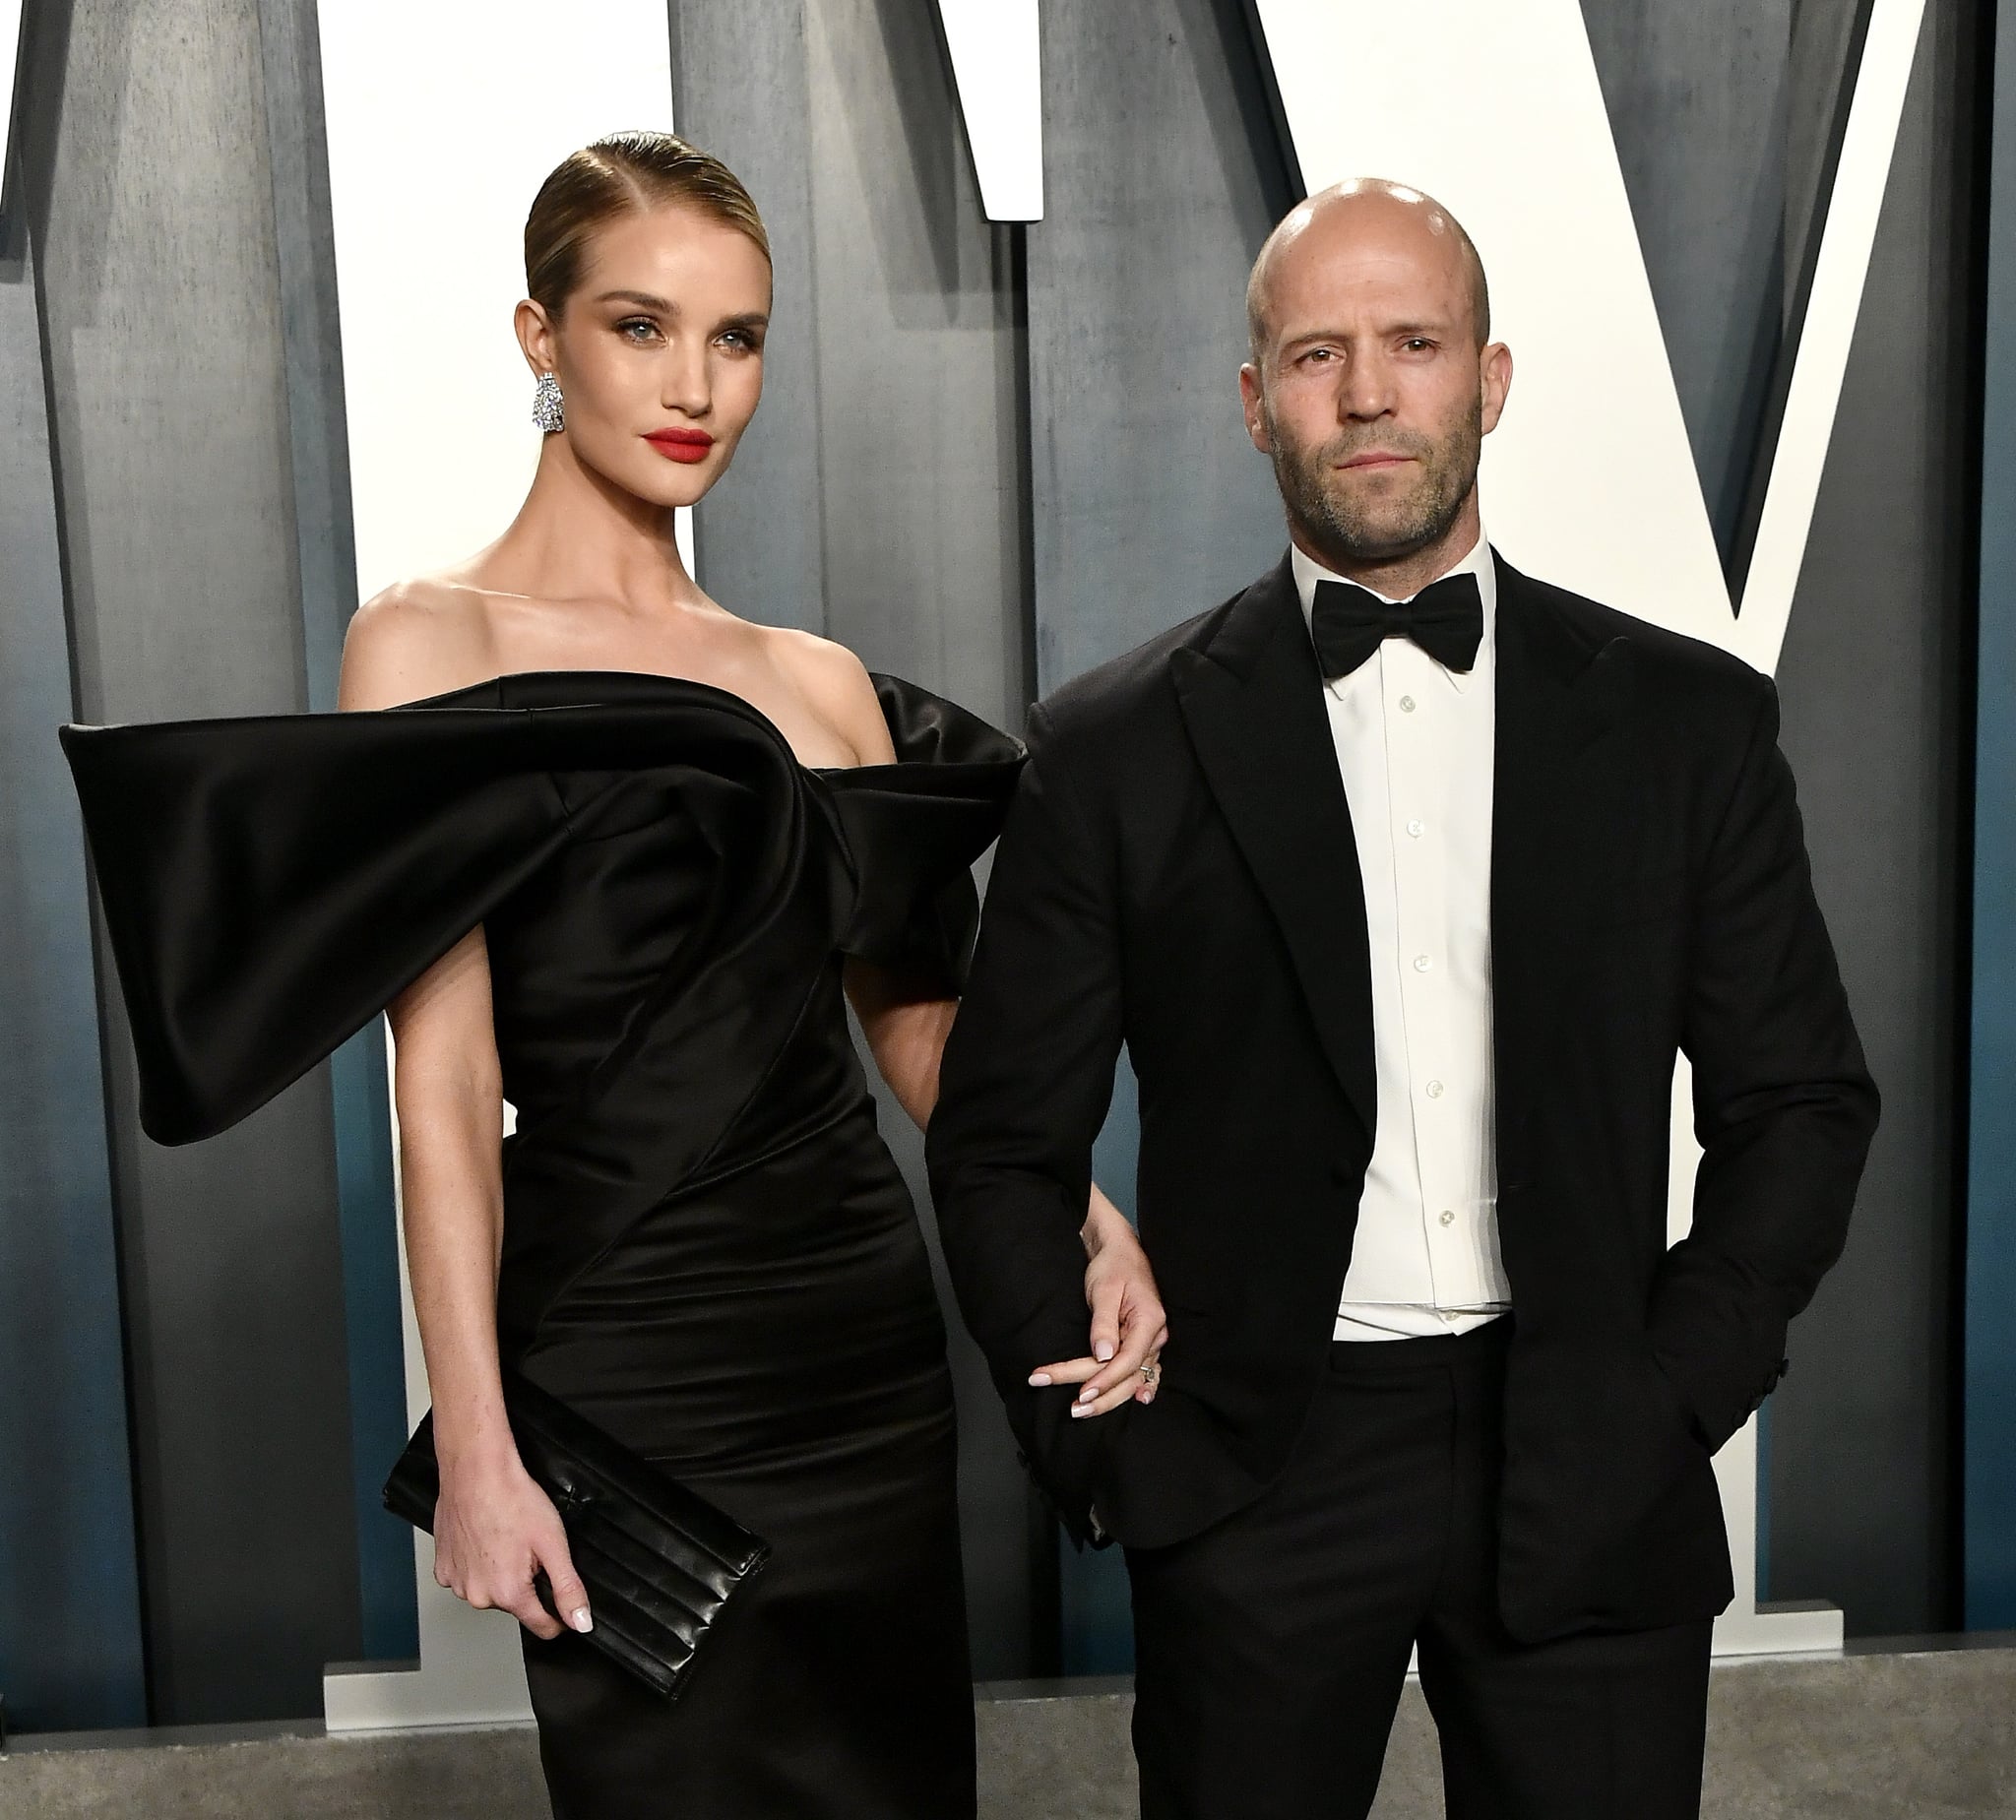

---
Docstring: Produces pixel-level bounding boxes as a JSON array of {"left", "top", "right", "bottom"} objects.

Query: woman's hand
[
  {"left": 431, "top": 1446, "right": 594, "bottom": 1641},
  {"left": 1029, "top": 1187, "right": 1168, "bottom": 1419}
]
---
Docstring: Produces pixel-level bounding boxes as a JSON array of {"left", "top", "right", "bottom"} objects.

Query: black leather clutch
[{"left": 383, "top": 1370, "right": 771, "bottom": 1700}]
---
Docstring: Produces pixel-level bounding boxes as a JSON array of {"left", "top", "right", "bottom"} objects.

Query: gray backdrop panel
[
  {"left": 0, "top": 213, "right": 147, "bottom": 1729},
  {"left": 1029, "top": 0, "right": 1293, "bottom": 690},
  {"left": 1025, "top": 0, "right": 1295, "bottom": 1671},
  {"left": 669, "top": 0, "right": 825, "bottom": 634},
  {"left": 34, "top": 0, "right": 363, "bottom": 1722},
  {"left": 674, "top": 0, "right": 1046, "bottom": 1676},
  {"left": 1765, "top": 0, "right": 1978, "bottom": 1636}
]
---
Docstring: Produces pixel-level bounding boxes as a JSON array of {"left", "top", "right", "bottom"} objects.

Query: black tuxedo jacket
[{"left": 927, "top": 551, "right": 1878, "bottom": 1642}]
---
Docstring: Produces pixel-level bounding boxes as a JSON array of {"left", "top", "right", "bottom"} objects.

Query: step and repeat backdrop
[{"left": 0, "top": 0, "right": 1998, "bottom": 1730}]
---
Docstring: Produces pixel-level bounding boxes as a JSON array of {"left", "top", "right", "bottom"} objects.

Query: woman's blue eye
[{"left": 618, "top": 318, "right": 659, "bottom": 342}]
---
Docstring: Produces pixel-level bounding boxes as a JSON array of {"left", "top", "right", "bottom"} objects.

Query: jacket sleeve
[
  {"left": 1654, "top": 678, "right": 1879, "bottom": 1448},
  {"left": 925, "top": 701, "right": 1129, "bottom": 1542}
]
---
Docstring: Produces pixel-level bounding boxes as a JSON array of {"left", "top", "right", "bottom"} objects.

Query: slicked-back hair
[{"left": 525, "top": 131, "right": 770, "bottom": 315}]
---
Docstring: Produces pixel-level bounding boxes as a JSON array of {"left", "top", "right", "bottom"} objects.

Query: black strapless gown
[{"left": 61, "top": 671, "right": 1025, "bottom": 1818}]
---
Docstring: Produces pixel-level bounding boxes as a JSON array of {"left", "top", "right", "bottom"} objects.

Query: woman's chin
[
  {"left": 634, "top": 471, "right": 713, "bottom": 512},
  {"left": 579, "top": 447, "right": 719, "bottom": 513}
]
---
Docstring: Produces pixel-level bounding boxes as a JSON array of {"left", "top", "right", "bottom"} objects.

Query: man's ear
[
  {"left": 1479, "top": 342, "right": 1513, "bottom": 436},
  {"left": 1240, "top": 363, "right": 1273, "bottom": 455}
]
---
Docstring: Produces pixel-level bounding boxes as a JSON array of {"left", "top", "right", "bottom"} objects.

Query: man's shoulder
[
  {"left": 1506, "top": 562, "right": 1773, "bottom": 720},
  {"left": 1034, "top": 583, "right": 1255, "bottom": 744}
]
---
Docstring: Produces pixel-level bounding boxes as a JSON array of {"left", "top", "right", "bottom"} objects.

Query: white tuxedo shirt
[{"left": 1292, "top": 535, "right": 1511, "bottom": 1342}]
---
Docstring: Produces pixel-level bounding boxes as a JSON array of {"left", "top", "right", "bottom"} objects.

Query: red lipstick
[{"left": 645, "top": 427, "right": 716, "bottom": 464}]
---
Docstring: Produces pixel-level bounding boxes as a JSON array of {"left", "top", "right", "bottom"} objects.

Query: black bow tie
[{"left": 1310, "top": 571, "right": 1483, "bottom": 680}]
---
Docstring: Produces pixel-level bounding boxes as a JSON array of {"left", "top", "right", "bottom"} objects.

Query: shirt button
[
  {"left": 1399, "top": 695, "right": 1418, "bottom": 714},
  {"left": 1425, "top": 1080, "right": 1445, "bottom": 1099},
  {"left": 1413, "top": 954, "right": 1432, "bottom": 973},
  {"left": 1407, "top": 819, "right": 1424, "bottom": 838},
  {"left": 1439, "top": 1209, "right": 1456, "bottom": 1227}
]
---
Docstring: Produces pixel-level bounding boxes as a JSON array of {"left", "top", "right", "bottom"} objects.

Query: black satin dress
[{"left": 61, "top": 671, "right": 1025, "bottom": 1818}]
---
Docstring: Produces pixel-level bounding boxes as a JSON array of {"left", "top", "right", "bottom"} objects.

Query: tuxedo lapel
[
  {"left": 1171, "top": 559, "right": 1378, "bottom": 1149},
  {"left": 1489, "top": 556, "right": 1637, "bottom": 1189}
]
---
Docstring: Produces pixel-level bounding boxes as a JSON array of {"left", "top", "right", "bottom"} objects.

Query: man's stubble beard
[{"left": 1266, "top": 392, "right": 1484, "bottom": 571}]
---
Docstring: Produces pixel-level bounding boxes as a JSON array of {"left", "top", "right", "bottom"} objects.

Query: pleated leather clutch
[{"left": 383, "top": 1369, "right": 771, "bottom": 1700}]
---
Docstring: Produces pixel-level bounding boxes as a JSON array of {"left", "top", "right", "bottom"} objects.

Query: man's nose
[{"left": 1339, "top": 351, "right": 1396, "bottom": 420}]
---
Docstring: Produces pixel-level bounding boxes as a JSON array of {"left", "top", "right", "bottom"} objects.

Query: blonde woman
[{"left": 65, "top": 133, "right": 1164, "bottom": 1817}]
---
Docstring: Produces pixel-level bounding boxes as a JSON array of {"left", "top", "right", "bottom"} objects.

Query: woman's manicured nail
[
  {"left": 1028, "top": 1372, "right": 1051, "bottom": 1386},
  {"left": 1069, "top": 1403, "right": 1089, "bottom": 1418},
  {"left": 1079, "top": 1385, "right": 1100, "bottom": 1404},
  {"left": 1095, "top": 1342, "right": 1115, "bottom": 1363},
  {"left": 572, "top": 1608, "right": 593, "bottom": 1633}
]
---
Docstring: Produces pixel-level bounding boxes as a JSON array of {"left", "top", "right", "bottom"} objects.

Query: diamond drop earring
[{"left": 532, "top": 371, "right": 565, "bottom": 435}]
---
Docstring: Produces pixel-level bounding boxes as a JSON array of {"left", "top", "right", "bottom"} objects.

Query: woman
[{"left": 64, "top": 133, "right": 1163, "bottom": 1815}]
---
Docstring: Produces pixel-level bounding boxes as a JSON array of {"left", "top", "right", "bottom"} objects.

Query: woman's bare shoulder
[
  {"left": 340, "top": 578, "right": 497, "bottom": 710},
  {"left": 764, "top": 626, "right": 894, "bottom": 766}
]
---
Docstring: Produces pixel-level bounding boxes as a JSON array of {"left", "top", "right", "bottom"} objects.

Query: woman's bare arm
[
  {"left": 801, "top": 638, "right": 1168, "bottom": 1415},
  {"left": 848, "top": 962, "right": 1164, "bottom": 1413},
  {"left": 846, "top": 965, "right": 956, "bottom": 1129},
  {"left": 343, "top": 596, "right": 589, "bottom": 1638}
]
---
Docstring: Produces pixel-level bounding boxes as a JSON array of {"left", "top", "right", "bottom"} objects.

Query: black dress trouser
[{"left": 1125, "top": 1320, "right": 1714, "bottom": 1820}]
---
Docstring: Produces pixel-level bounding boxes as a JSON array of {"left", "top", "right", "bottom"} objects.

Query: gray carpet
[{"left": 2, "top": 1645, "right": 2010, "bottom": 1817}]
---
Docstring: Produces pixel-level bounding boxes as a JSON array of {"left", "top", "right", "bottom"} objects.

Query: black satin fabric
[{"left": 61, "top": 670, "right": 1025, "bottom": 1818}]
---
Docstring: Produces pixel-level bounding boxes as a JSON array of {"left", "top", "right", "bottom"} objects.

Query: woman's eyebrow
[{"left": 595, "top": 289, "right": 677, "bottom": 312}]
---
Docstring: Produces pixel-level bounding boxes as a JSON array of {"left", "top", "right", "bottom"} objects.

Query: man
[{"left": 927, "top": 179, "right": 1878, "bottom": 1818}]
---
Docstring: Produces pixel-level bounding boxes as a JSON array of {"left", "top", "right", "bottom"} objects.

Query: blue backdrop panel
[
  {"left": 326, "top": 1028, "right": 415, "bottom": 1663},
  {"left": 0, "top": 221, "right": 147, "bottom": 1730},
  {"left": 1964, "top": 0, "right": 2016, "bottom": 1634},
  {"left": 1027, "top": 0, "right": 1295, "bottom": 1672}
]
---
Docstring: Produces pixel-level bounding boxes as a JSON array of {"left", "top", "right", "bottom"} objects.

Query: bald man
[{"left": 930, "top": 181, "right": 1876, "bottom": 1818}]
